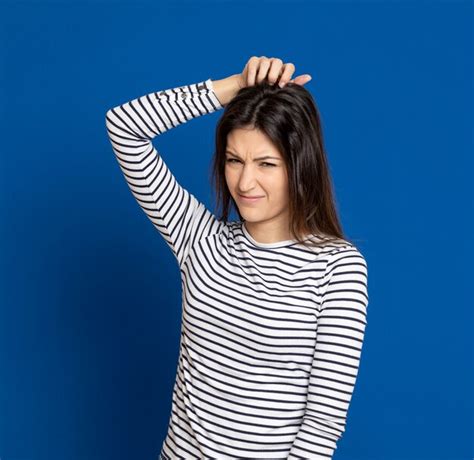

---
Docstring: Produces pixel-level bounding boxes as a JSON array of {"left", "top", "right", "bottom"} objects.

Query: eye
[{"left": 225, "top": 158, "right": 276, "bottom": 168}]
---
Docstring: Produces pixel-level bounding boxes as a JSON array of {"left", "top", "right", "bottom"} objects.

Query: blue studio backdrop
[{"left": 0, "top": 1, "right": 472, "bottom": 460}]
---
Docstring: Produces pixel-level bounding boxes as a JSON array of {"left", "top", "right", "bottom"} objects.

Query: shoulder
[
  {"left": 325, "top": 242, "right": 368, "bottom": 269},
  {"left": 308, "top": 236, "right": 368, "bottom": 268},
  {"left": 321, "top": 242, "right": 369, "bottom": 290},
  {"left": 315, "top": 242, "right": 369, "bottom": 313}
]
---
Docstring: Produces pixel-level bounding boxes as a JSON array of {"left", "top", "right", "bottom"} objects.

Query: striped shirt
[{"left": 105, "top": 78, "right": 369, "bottom": 459}]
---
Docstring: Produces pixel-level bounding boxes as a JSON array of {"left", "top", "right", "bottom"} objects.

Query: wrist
[{"left": 211, "top": 73, "right": 241, "bottom": 107}]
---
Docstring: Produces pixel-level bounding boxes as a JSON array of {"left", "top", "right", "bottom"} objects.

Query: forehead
[{"left": 226, "top": 128, "right": 282, "bottom": 157}]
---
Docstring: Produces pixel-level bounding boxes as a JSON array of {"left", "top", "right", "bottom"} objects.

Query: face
[{"left": 224, "top": 127, "right": 290, "bottom": 231}]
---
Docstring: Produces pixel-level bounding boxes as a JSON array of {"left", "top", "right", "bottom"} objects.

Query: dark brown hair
[{"left": 210, "top": 80, "right": 356, "bottom": 249}]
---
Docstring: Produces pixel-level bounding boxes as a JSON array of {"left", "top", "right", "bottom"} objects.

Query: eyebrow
[{"left": 225, "top": 150, "right": 281, "bottom": 161}]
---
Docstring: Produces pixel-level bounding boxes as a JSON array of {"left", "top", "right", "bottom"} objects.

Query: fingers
[
  {"left": 246, "top": 56, "right": 285, "bottom": 86},
  {"left": 242, "top": 56, "right": 311, "bottom": 88},
  {"left": 245, "top": 56, "right": 260, "bottom": 87},
  {"left": 292, "top": 74, "right": 312, "bottom": 86},
  {"left": 256, "top": 57, "right": 272, "bottom": 84},
  {"left": 267, "top": 58, "right": 284, "bottom": 85},
  {"left": 278, "top": 62, "right": 296, "bottom": 87}
]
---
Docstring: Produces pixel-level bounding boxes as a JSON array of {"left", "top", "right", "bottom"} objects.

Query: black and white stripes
[
  {"left": 105, "top": 78, "right": 224, "bottom": 268},
  {"left": 105, "top": 78, "right": 369, "bottom": 459}
]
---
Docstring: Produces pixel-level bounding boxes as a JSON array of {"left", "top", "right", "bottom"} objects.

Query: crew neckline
[{"left": 241, "top": 221, "right": 309, "bottom": 249}]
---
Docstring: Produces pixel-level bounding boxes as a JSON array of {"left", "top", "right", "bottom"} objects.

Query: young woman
[{"left": 105, "top": 56, "right": 369, "bottom": 460}]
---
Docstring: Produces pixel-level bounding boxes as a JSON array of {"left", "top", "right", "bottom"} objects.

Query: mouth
[{"left": 238, "top": 194, "right": 264, "bottom": 203}]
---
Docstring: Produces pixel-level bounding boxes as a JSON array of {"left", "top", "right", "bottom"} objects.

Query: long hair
[{"left": 209, "top": 80, "right": 355, "bottom": 249}]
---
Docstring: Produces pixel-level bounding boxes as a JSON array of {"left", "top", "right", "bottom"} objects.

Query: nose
[{"left": 237, "top": 164, "right": 259, "bottom": 194}]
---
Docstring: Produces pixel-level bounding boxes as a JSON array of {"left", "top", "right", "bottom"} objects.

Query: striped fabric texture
[{"left": 105, "top": 78, "right": 369, "bottom": 459}]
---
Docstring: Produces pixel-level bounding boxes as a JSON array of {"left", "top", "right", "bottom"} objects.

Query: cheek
[
  {"left": 224, "top": 168, "right": 233, "bottom": 186},
  {"left": 224, "top": 169, "right": 237, "bottom": 195},
  {"left": 271, "top": 177, "right": 289, "bottom": 207},
  {"left": 269, "top": 172, "right": 289, "bottom": 193}
]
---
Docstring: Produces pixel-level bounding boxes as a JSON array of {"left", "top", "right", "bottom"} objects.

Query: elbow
[{"left": 105, "top": 109, "right": 113, "bottom": 133}]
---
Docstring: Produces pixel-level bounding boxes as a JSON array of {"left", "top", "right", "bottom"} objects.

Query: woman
[{"left": 105, "top": 56, "right": 369, "bottom": 460}]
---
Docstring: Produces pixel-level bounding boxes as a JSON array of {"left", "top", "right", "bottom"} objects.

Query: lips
[{"left": 239, "top": 194, "right": 264, "bottom": 203}]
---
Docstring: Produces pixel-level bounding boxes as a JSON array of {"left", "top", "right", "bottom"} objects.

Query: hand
[{"left": 237, "top": 56, "right": 312, "bottom": 89}]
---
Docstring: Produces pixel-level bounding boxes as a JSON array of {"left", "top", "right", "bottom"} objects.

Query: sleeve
[
  {"left": 287, "top": 246, "right": 369, "bottom": 459},
  {"left": 104, "top": 78, "right": 224, "bottom": 270}
]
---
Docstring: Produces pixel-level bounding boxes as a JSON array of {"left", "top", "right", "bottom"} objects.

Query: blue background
[{"left": 0, "top": 1, "right": 472, "bottom": 459}]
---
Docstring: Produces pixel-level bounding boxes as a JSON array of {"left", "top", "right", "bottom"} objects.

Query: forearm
[
  {"left": 211, "top": 73, "right": 241, "bottom": 107},
  {"left": 105, "top": 78, "right": 221, "bottom": 141}
]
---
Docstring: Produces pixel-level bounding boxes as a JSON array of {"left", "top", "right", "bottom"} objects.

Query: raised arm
[
  {"left": 211, "top": 73, "right": 241, "bottom": 106},
  {"left": 105, "top": 78, "right": 223, "bottom": 269},
  {"left": 288, "top": 246, "right": 369, "bottom": 459}
]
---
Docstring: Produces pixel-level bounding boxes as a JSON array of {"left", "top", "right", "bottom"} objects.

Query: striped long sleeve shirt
[{"left": 105, "top": 77, "right": 369, "bottom": 459}]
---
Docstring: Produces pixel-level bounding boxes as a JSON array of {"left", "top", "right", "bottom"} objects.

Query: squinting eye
[{"left": 225, "top": 159, "right": 276, "bottom": 168}]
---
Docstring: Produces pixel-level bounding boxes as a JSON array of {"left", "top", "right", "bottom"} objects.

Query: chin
[{"left": 241, "top": 215, "right": 265, "bottom": 223}]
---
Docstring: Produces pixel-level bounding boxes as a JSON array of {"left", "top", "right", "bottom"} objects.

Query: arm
[
  {"left": 211, "top": 73, "right": 242, "bottom": 107},
  {"left": 287, "top": 246, "right": 369, "bottom": 459},
  {"left": 105, "top": 78, "right": 223, "bottom": 269}
]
